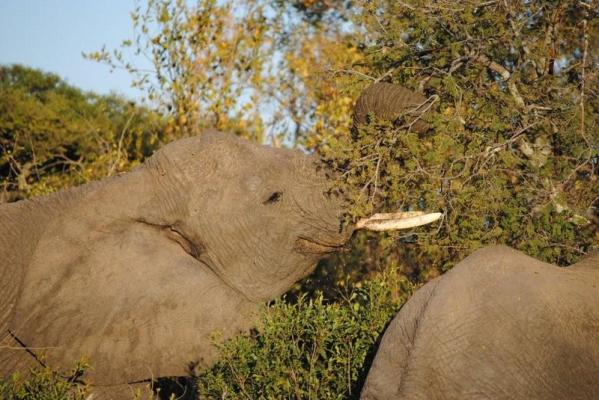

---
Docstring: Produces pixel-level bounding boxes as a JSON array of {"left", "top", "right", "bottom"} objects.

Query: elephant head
[{"left": 0, "top": 84, "right": 438, "bottom": 393}]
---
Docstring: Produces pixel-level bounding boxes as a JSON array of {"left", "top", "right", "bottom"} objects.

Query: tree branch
[{"left": 470, "top": 52, "right": 525, "bottom": 108}]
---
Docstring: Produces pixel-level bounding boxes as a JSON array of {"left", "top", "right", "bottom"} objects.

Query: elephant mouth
[{"left": 294, "top": 237, "right": 345, "bottom": 254}]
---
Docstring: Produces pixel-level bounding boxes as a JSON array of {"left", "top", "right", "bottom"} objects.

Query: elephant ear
[{"left": 353, "top": 82, "right": 430, "bottom": 134}]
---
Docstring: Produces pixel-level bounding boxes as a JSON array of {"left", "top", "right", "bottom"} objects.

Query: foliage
[
  {"left": 197, "top": 270, "right": 414, "bottom": 399},
  {"left": 310, "top": 0, "right": 599, "bottom": 282},
  {"left": 0, "top": 362, "right": 88, "bottom": 400},
  {"left": 275, "top": 0, "right": 352, "bottom": 24},
  {"left": 86, "top": 0, "right": 277, "bottom": 140},
  {"left": 85, "top": 0, "right": 361, "bottom": 147},
  {"left": 0, "top": 65, "right": 165, "bottom": 201}
]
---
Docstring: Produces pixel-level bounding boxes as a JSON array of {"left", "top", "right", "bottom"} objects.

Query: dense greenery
[
  {"left": 0, "top": 65, "right": 165, "bottom": 201},
  {"left": 0, "top": 362, "right": 88, "bottom": 400},
  {"left": 311, "top": 0, "right": 599, "bottom": 283},
  {"left": 197, "top": 270, "right": 413, "bottom": 399}
]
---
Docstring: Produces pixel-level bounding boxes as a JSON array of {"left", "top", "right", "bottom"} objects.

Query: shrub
[
  {"left": 197, "top": 270, "right": 414, "bottom": 399},
  {"left": 0, "top": 362, "right": 88, "bottom": 400},
  {"left": 310, "top": 0, "right": 599, "bottom": 284}
]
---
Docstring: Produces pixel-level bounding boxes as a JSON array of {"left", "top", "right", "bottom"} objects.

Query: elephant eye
[{"left": 263, "top": 191, "right": 283, "bottom": 205}]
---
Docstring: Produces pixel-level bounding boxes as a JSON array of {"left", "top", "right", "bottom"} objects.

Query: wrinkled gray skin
[
  {"left": 361, "top": 245, "right": 599, "bottom": 400},
  {"left": 353, "top": 82, "right": 429, "bottom": 134},
  {"left": 0, "top": 131, "right": 351, "bottom": 396}
]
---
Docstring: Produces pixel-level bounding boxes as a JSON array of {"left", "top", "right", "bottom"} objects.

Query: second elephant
[{"left": 361, "top": 245, "right": 599, "bottom": 400}]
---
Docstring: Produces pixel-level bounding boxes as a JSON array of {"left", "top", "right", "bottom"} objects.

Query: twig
[
  {"left": 396, "top": 1, "right": 415, "bottom": 11},
  {"left": 477, "top": 0, "right": 499, "bottom": 8},
  {"left": 329, "top": 69, "right": 376, "bottom": 81},
  {"left": 579, "top": 18, "right": 589, "bottom": 150},
  {"left": 373, "top": 12, "right": 388, "bottom": 35},
  {"left": 470, "top": 51, "right": 525, "bottom": 108},
  {"left": 369, "top": 156, "right": 381, "bottom": 203},
  {"left": 399, "top": 94, "right": 439, "bottom": 131},
  {"left": 375, "top": 67, "right": 397, "bottom": 83},
  {"left": 552, "top": 14, "right": 593, "bottom": 195},
  {"left": 461, "top": 122, "right": 539, "bottom": 187},
  {"left": 108, "top": 111, "right": 136, "bottom": 176}
]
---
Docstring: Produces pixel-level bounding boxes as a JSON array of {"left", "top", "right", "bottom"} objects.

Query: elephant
[
  {"left": 0, "top": 90, "right": 439, "bottom": 399},
  {"left": 360, "top": 245, "right": 599, "bottom": 399},
  {"left": 0, "top": 131, "right": 349, "bottom": 396}
]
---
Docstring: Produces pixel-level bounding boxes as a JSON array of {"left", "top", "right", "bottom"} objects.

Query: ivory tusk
[
  {"left": 363, "top": 211, "right": 425, "bottom": 222},
  {"left": 356, "top": 212, "right": 442, "bottom": 231}
]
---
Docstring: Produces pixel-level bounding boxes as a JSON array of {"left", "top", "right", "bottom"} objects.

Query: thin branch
[
  {"left": 579, "top": 18, "right": 589, "bottom": 149},
  {"left": 375, "top": 67, "right": 397, "bottom": 83},
  {"left": 396, "top": 1, "right": 415, "bottom": 11},
  {"left": 477, "top": 0, "right": 499, "bottom": 8},
  {"left": 398, "top": 94, "right": 440, "bottom": 131},
  {"left": 329, "top": 69, "right": 376, "bottom": 81},
  {"left": 108, "top": 111, "right": 137, "bottom": 176},
  {"left": 470, "top": 51, "right": 526, "bottom": 108},
  {"left": 369, "top": 156, "right": 381, "bottom": 203},
  {"left": 552, "top": 13, "right": 594, "bottom": 196}
]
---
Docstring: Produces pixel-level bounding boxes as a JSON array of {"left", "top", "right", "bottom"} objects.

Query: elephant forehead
[
  {"left": 149, "top": 132, "right": 326, "bottom": 191},
  {"left": 244, "top": 175, "right": 263, "bottom": 192},
  {"left": 227, "top": 146, "right": 316, "bottom": 180}
]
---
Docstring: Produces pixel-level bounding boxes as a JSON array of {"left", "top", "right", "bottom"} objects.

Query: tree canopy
[
  {"left": 0, "top": 65, "right": 165, "bottom": 201},
  {"left": 314, "top": 0, "right": 599, "bottom": 284}
]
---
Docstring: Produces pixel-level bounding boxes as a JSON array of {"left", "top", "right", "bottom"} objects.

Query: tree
[
  {"left": 85, "top": 0, "right": 361, "bottom": 147},
  {"left": 313, "top": 0, "right": 599, "bottom": 282},
  {"left": 86, "top": 0, "right": 278, "bottom": 141},
  {"left": 0, "top": 65, "right": 164, "bottom": 201}
]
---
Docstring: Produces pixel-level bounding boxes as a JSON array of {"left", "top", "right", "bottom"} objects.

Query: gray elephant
[
  {"left": 0, "top": 131, "right": 340, "bottom": 396},
  {"left": 0, "top": 107, "right": 436, "bottom": 398},
  {"left": 361, "top": 245, "right": 599, "bottom": 399}
]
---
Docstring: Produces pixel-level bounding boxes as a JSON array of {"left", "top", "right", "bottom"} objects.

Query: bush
[
  {"left": 312, "top": 0, "right": 599, "bottom": 283},
  {"left": 0, "top": 362, "right": 88, "bottom": 400},
  {"left": 197, "top": 270, "right": 414, "bottom": 399},
  {"left": 0, "top": 65, "right": 165, "bottom": 201}
]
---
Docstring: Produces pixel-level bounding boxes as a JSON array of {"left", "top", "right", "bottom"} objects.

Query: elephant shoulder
[
  {"left": 360, "top": 278, "right": 441, "bottom": 399},
  {"left": 450, "top": 245, "right": 550, "bottom": 278}
]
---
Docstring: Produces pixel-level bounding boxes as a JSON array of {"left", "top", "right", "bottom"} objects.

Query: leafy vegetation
[
  {"left": 84, "top": 0, "right": 361, "bottom": 146},
  {"left": 310, "top": 0, "right": 599, "bottom": 284},
  {"left": 0, "top": 65, "right": 165, "bottom": 201},
  {"left": 0, "top": 362, "right": 88, "bottom": 400},
  {"left": 197, "top": 270, "right": 413, "bottom": 399}
]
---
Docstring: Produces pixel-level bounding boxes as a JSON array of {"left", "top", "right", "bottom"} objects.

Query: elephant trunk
[
  {"left": 352, "top": 82, "right": 431, "bottom": 134},
  {"left": 349, "top": 83, "right": 443, "bottom": 231}
]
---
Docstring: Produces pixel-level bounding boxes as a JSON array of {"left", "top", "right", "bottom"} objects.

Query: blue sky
[{"left": 0, "top": 1, "right": 146, "bottom": 99}]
